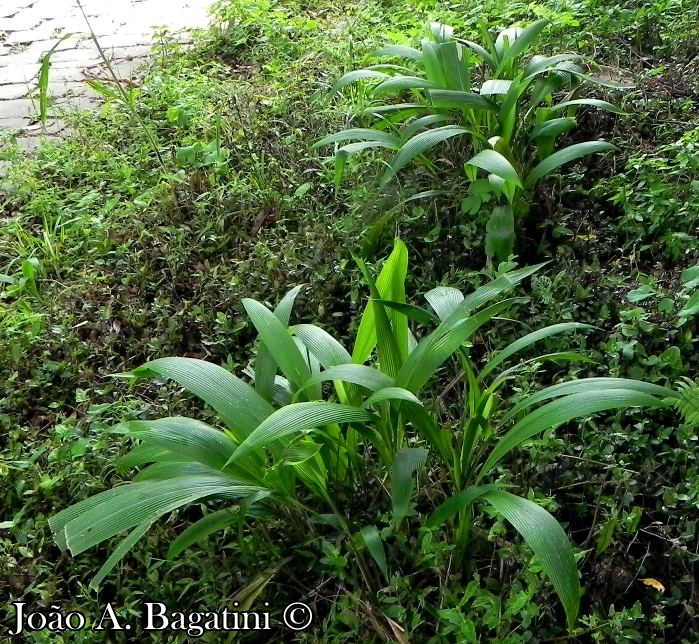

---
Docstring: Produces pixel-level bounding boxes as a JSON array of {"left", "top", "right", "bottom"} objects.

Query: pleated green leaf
[
  {"left": 396, "top": 300, "right": 515, "bottom": 393},
  {"left": 392, "top": 447, "right": 429, "bottom": 528},
  {"left": 312, "top": 128, "right": 400, "bottom": 150},
  {"left": 495, "top": 20, "right": 548, "bottom": 73},
  {"left": 429, "top": 89, "right": 495, "bottom": 111},
  {"left": 480, "top": 79, "right": 514, "bottom": 95},
  {"left": 480, "top": 389, "right": 667, "bottom": 478},
  {"left": 226, "top": 402, "right": 372, "bottom": 465},
  {"left": 296, "top": 364, "right": 394, "bottom": 396},
  {"left": 374, "top": 75, "right": 440, "bottom": 93},
  {"left": 523, "top": 53, "right": 582, "bottom": 78},
  {"left": 500, "top": 378, "right": 678, "bottom": 424},
  {"left": 360, "top": 525, "right": 389, "bottom": 582},
  {"left": 549, "top": 99, "right": 626, "bottom": 116},
  {"left": 425, "top": 484, "right": 496, "bottom": 528},
  {"left": 243, "top": 298, "right": 312, "bottom": 392},
  {"left": 356, "top": 255, "right": 403, "bottom": 378},
  {"left": 485, "top": 205, "right": 515, "bottom": 261},
  {"left": 459, "top": 39, "right": 496, "bottom": 70},
  {"left": 255, "top": 285, "right": 304, "bottom": 402},
  {"left": 293, "top": 324, "right": 352, "bottom": 367},
  {"left": 466, "top": 150, "right": 522, "bottom": 187},
  {"left": 480, "top": 323, "right": 592, "bottom": 381},
  {"left": 425, "top": 286, "right": 465, "bottom": 320},
  {"left": 525, "top": 141, "right": 616, "bottom": 188},
  {"left": 118, "top": 417, "right": 236, "bottom": 471},
  {"left": 453, "top": 264, "right": 544, "bottom": 320},
  {"left": 49, "top": 474, "right": 266, "bottom": 556},
  {"left": 132, "top": 357, "right": 273, "bottom": 440},
  {"left": 530, "top": 117, "right": 577, "bottom": 140},
  {"left": 365, "top": 386, "right": 423, "bottom": 407},
  {"left": 89, "top": 519, "right": 155, "bottom": 590},
  {"left": 116, "top": 443, "right": 183, "bottom": 471},
  {"left": 376, "top": 44, "right": 423, "bottom": 61},
  {"left": 439, "top": 41, "right": 470, "bottom": 91},
  {"left": 382, "top": 125, "right": 474, "bottom": 185},
  {"left": 481, "top": 489, "right": 580, "bottom": 629},
  {"left": 167, "top": 509, "right": 239, "bottom": 560},
  {"left": 401, "top": 114, "right": 455, "bottom": 140},
  {"left": 332, "top": 69, "right": 389, "bottom": 92},
  {"left": 353, "top": 239, "right": 409, "bottom": 365}
]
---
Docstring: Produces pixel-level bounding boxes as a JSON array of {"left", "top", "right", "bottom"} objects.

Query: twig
[{"left": 76, "top": 0, "right": 165, "bottom": 169}]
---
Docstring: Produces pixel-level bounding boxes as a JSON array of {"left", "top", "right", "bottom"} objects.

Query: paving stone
[
  {"left": 105, "top": 44, "right": 154, "bottom": 60},
  {"left": 0, "top": 116, "right": 28, "bottom": 130},
  {"left": 0, "top": 66, "right": 40, "bottom": 85},
  {"left": 0, "top": 38, "right": 77, "bottom": 67},
  {"left": 0, "top": 98, "right": 34, "bottom": 119},
  {"left": 0, "top": 0, "right": 212, "bottom": 145},
  {"left": 50, "top": 47, "right": 102, "bottom": 67},
  {"left": 44, "top": 80, "right": 91, "bottom": 97},
  {"left": 16, "top": 135, "right": 43, "bottom": 151},
  {"left": 0, "top": 83, "right": 28, "bottom": 99}
]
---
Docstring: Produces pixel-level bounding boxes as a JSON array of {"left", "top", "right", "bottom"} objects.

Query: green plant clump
[
  {"left": 316, "top": 20, "right": 630, "bottom": 260},
  {"left": 50, "top": 242, "right": 693, "bottom": 630}
]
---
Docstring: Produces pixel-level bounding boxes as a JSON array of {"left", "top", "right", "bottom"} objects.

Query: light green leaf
[
  {"left": 382, "top": 125, "right": 474, "bottom": 185},
  {"left": 496, "top": 20, "right": 548, "bottom": 72},
  {"left": 481, "top": 323, "right": 592, "bottom": 381},
  {"left": 360, "top": 525, "right": 389, "bottom": 582},
  {"left": 167, "top": 509, "right": 238, "bottom": 559},
  {"left": 530, "top": 117, "right": 577, "bottom": 140},
  {"left": 313, "top": 128, "right": 401, "bottom": 149},
  {"left": 131, "top": 358, "right": 273, "bottom": 440},
  {"left": 296, "top": 364, "right": 394, "bottom": 396},
  {"left": 255, "top": 286, "right": 304, "bottom": 402},
  {"left": 365, "top": 386, "right": 423, "bottom": 407},
  {"left": 458, "top": 38, "right": 496, "bottom": 70},
  {"left": 353, "top": 240, "right": 409, "bottom": 364},
  {"left": 480, "top": 79, "right": 513, "bottom": 95},
  {"left": 118, "top": 417, "right": 237, "bottom": 471},
  {"left": 485, "top": 205, "right": 515, "bottom": 261},
  {"left": 525, "top": 141, "right": 616, "bottom": 188},
  {"left": 429, "top": 89, "right": 495, "bottom": 111},
  {"left": 480, "top": 389, "right": 668, "bottom": 478},
  {"left": 293, "top": 324, "right": 352, "bottom": 367},
  {"left": 401, "top": 114, "right": 455, "bottom": 140},
  {"left": 425, "top": 485, "right": 496, "bottom": 528},
  {"left": 226, "top": 403, "right": 372, "bottom": 465},
  {"left": 374, "top": 76, "right": 440, "bottom": 93},
  {"left": 50, "top": 474, "right": 265, "bottom": 555},
  {"left": 243, "top": 298, "right": 312, "bottom": 391},
  {"left": 481, "top": 489, "right": 579, "bottom": 629},
  {"left": 466, "top": 150, "right": 522, "bottom": 187},
  {"left": 392, "top": 448, "right": 429, "bottom": 528},
  {"left": 549, "top": 99, "right": 626, "bottom": 116},
  {"left": 89, "top": 520, "right": 155, "bottom": 589},
  {"left": 425, "top": 287, "right": 465, "bottom": 320},
  {"left": 501, "top": 378, "right": 678, "bottom": 423},
  {"left": 523, "top": 53, "right": 582, "bottom": 78},
  {"left": 397, "top": 299, "right": 516, "bottom": 393},
  {"left": 376, "top": 44, "right": 423, "bottom": 61},
  {"left": 332, "top": 69, "right": 389, "bottom": 92},
  {"left": 439, "top": 41, "right": 470, "bottom": 91}
]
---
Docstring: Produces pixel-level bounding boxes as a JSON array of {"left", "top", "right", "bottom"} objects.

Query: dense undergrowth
[{"left": 1, "top": 0, "right": 698, "bottom": 641}]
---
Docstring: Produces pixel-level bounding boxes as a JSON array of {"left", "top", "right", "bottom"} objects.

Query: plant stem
[{"left": 76, "top": 0, "right": 166, "bottom": 170}]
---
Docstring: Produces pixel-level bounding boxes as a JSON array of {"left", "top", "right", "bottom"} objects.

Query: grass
[{"left": 1, "top": 0, "right": 698, "bottom": 641}]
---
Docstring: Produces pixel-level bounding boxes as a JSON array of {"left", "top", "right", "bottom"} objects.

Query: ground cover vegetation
[{"left": 1, "top": 0, "right": 698, "bottom": 641}]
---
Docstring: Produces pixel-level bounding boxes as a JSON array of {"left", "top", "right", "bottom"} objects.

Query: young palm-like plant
[
  {"left": 50, "top": 241, "right": 686, "bottom": 631},
  {"left": 315, "top": 20, "right": 630, "bottom": 260}
]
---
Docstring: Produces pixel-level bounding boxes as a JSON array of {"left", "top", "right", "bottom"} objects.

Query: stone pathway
[{"left": 0, "top": 0, "right": 212, "bottom": 151}]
